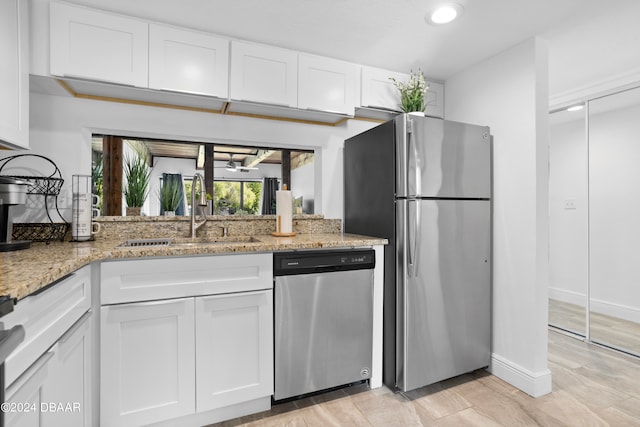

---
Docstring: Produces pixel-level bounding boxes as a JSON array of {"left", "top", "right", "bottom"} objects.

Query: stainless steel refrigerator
[{"left": 344, "top": 113, "right": 492, "bottom": 392}]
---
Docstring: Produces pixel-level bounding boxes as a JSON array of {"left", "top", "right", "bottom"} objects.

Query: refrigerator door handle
[
  {"left": 407, "top": 199, "right": 420, "bottom": 277},
  {"left": 412, "top": 134, "right": 422, "bottom": 197},
  {"left": 406, "top": 119, "right": 422, "bottom": 198}
]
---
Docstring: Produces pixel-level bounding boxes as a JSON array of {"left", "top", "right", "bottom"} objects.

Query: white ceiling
[{"left": 63, "top": 0, "right": 640, "bottom": 99}]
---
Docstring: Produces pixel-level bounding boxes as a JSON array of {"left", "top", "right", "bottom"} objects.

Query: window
[{"left": 214, "top": 180, "right": 262, "bottom": 215}]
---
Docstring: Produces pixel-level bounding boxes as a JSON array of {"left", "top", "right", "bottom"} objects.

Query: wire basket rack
[{"left": 0, "top": 154, "right": 70, "bottom": 243}]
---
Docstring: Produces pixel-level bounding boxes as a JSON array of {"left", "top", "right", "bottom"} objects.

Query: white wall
[
  {"left": 445, "top": 37, "right": 552, "bottom": 397},
  {"left": 291, "top": 161, "right": 314, "bottom": 213},
  {"left": 548, "top": 114, "right": 588, "bottom": 307},
  {"left": 11, "top": 91, "right": 376, "bottom": 221}
]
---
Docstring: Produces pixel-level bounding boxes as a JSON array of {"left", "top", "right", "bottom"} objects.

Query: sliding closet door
[
  {"left": 548, "top": 107, "right": 588, "bottom": 336},
  {"left": 589, "top": 87, "right": 640, "bottom": 355}
]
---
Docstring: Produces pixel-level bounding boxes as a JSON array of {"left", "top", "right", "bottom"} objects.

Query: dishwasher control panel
[{"left": 273, "top": 249, "right": 375, "bottom": 276}]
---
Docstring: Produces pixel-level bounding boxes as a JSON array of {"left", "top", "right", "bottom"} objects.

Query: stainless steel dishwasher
[{"left": 273, "top": 249, "right": 375, "bottom": 401}]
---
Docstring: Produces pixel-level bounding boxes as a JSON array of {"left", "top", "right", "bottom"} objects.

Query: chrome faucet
[{"left": 190, "top": 173, "right": 207, "bottom": 238}]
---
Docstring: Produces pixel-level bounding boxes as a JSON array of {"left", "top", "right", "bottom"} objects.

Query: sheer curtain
[{"left": 261, "top": 177, "right": 279, "bottom": 215}]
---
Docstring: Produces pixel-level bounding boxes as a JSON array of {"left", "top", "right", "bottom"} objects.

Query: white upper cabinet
[
  {"left": 50, "top": 1, "right": 149, "bottom": 87},
  {"left": 0, "top": 0, "right": 29, "bottom": 149},
  {"left": 360, "top": 66, "right": 444, "bottom": 118},
  {"left": 149, "top": 24, "right": 229, "bottom": 98},
  {"left": 360, "top": 67, "right": 409, "bottom": 112},
  {"left": 361, "top": 66, "right": 406, "bottom": 112},
  {"left": 424, "top": 80, "right": 444, "bottom": 118},
  {"left": 230, "top": 40, "right": 298, "bottom": 107},
  {"left": 298, "top": 53, "right": 359, "bottom": 116}
]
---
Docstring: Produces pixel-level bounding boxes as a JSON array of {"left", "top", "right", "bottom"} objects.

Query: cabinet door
[
  {"left": 4, "top": 349, "right": 55, "bottom": 427},
  {"left": 50, "top": 2, "right": 148, "bottom": 87},
  {"left": 195, "top": 290, "right": 273, "bottom": 412},
  {"left": 424, "top": 80, "right": 444, "bottom": 118},
  {"left": 361, "top": 66, "right": 406, "bottom": 112},
  {"left": 41, "top": 312, "right": 93, "bottom": 427},
  {"left": 149, "top": 24, "right": 229, "bottom": 98},
  {"left": 298, "top": 53, "right": 359, "bottom": 116},
  {"left": 0, "top": 0, "right": 28, "bottom": 149},
  {"left": 230, "top": 41, "right": 297, "bottom": 107},
  {"left": 101, "top": 298, "right": 195, "bottom": 426}
]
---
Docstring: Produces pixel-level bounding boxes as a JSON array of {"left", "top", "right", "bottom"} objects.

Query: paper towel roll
[{"left": 276, "top": 187, "right": 293, "bottom": 234}]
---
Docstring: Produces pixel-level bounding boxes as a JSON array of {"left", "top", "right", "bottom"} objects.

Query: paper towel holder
[{"left": 272, "top": 213, "right": 297, "bottom": 237}]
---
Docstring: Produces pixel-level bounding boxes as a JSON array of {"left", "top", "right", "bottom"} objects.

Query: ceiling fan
[{"left": 214, "top": 154, "right": 259, "bottom": 172}]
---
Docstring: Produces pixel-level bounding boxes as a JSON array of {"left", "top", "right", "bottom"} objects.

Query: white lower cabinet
[
  {"left": 4, "top": 349, "right": 54, "bottom": 427},
  {"left": 41, "top": 311, "right": 93, "bottom": 427},
  {"left": 100, "top": 298, "right": 196, "bottom": 427},
  {"left": 2, "top": 266, "right": 93, "bottom": 427},
  {"left": 5, "top": 311, "right": 93, "bottom": 427},
  {"left": 195, "top": 291, "right": 273, "bottom": 412},
  {"left": 100, "top": 254, "right": 274, "bottom": 426}
]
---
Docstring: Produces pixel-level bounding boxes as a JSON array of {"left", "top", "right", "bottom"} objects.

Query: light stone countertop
[{"left": 0, "top": 233, "right": 388, "bottom": 301}]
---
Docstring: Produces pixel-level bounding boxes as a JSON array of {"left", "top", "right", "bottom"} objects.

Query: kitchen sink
[{"left": 118, "top": 236, "right": 260, "bottom": 248}]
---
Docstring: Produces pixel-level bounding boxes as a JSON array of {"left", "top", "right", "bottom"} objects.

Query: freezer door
[
  {"left": 396, "top": 199, "right": 491, "bottom": 392},
  {"left": 399, "top": 115, "right": 491, "bottom": 198}
]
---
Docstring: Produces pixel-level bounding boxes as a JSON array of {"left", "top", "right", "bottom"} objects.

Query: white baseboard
[
  {"left": 590, "top": 298, "right": 640, "bottom": 324},
  {"left": 548, "top": 287, "right": 586, "bottom": 307},
  {"left": 489, "top": 353, "right": 552, "bottom": 398},
  {"left": 549, "top": 288, "right": 640, "bottom": 324}
]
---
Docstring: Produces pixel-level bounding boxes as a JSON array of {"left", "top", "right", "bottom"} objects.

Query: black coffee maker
[{"left": 0, "top": 177, "right": 31, "bottom": 252}]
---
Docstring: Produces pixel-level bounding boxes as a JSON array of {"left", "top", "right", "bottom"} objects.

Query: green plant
[
  {"left": 159, "top": 179, "right": 182, "bottom": 212},
  {"left": 390, "top": 69, "right": 429, "bottom": 113},
  {"left": 123, "top": 142, "right": 151, "bottom": 208}
]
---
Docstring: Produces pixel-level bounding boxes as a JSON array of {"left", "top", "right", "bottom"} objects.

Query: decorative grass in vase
[
  {"left": 159, "top": 178, "right": 182, "bottom": 215},
  {"left": 390, "top": 69, "right": 429, "bottom": 113},
  {"left": 123, "top": 142, "right": 151, "bottom": 215}
]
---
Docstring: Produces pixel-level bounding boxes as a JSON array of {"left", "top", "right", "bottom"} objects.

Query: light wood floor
[
  {"left": 549, "top": 299, "right": 640, "bottom": 356},
  {"left": 209, "top": 331, "right": 640, "bottom": 426}
]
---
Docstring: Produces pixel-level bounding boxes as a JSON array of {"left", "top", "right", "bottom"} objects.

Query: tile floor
[
  {"left": 549, "top": 298, "right": 640, "bottom": 356},
  {"left": 209, "top": 330, "right": 640, "bottom": 426}
]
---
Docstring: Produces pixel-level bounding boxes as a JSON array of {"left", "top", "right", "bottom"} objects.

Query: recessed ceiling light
[
  {"left": 567, "top": 105, "right": 584, "bottom": 112},
  {"left": 426, "top": 3, "right": 463, "bottom": 25}
]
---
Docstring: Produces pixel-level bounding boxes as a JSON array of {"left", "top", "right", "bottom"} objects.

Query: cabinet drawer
[
  {"left": 101, "top": 253, "right": 273, "bottom": 304},
  {"left": 1, "top": 265, "right": 91, "bottom": 387}
]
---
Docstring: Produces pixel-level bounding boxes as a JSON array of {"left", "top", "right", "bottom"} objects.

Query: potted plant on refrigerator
[
  {"left": 390, "top": 69, "right": 429, "bottom": 113},
  {"left": 159, "top": 178, "right": 182, "bottom": 216},
  {"left": 123, "top": 143, "right": 151, "bottom": 216}
]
